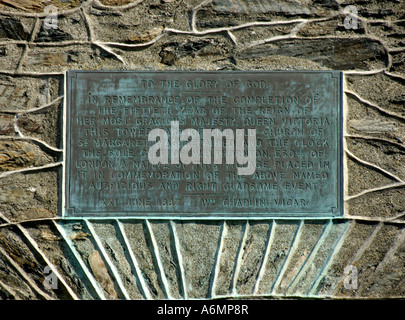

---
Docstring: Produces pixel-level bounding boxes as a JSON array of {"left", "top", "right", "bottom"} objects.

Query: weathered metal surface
[{"left": 64, "top": 71, "right": 343, "bottom": 218}]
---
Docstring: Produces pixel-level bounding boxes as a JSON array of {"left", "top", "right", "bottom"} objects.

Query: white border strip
[
  {"left": 169, "top": 221, "right": 188, "bottom": 299},
  {"left": 53, "top": 220, "right": 106, "bottom": 300},
  {"left": 230, "top": 221, "right": 249, "bottom": 295},
  {"left": 270, "top": 220, "right": 304, "bottom": 294},
  {"left": 253, "top": 220, "right": 276, "bottom": 294},
  {"left": 208, "top": 221, "right": 226, "bottom": 299},
  {"left": 116, "top": 220, "right": 152, "bottom": 300},
  {"left": 85, "top": 220, "right": 131, "bottom": 300},
  {"left": 61, "top": 70, "right": 67, "bottom": 218},
  {"left": 145, "top": 220, "right": 172, "bottom": 299},
  {"left": 285, "top": 220, "right": 333, "bottom": 295}
]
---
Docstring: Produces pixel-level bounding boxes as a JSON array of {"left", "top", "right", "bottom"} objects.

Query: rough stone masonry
[{"left": 0, "top": 0, "right": 404, "bottom": 300}]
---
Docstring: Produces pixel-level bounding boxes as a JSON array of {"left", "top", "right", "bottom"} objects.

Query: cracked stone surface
[{"left": 0, "top": 0, "right": 404, "bottom": 300}]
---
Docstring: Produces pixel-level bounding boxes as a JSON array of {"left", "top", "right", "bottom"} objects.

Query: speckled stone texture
[{"left": 0, "top": 0, "right": 404, "bottom": 300}]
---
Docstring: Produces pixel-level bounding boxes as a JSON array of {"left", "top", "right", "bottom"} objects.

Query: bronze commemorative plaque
[{"left": 64, "top": 71, "right": 343, "bottom": 218}]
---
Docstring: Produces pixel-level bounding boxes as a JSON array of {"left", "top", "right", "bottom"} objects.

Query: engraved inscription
[{"left": 65, "top": 71, "right": 343, "bottom": 218}]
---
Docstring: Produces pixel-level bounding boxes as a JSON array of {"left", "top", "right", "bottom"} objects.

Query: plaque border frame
[{"left": 62, "top": 70, "right": 344, "bottom": 220}]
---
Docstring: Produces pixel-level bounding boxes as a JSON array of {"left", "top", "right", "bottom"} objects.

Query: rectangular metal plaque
[{"left": 64, "top": 71, "right": 343, "bottom": 219}]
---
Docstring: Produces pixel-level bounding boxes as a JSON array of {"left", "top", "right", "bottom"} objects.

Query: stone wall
[{"left": 0, "top": 0, "right": 404, "bottom": 300}]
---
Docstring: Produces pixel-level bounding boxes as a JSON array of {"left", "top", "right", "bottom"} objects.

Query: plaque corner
[
  {"left": 67, "top": 70, "right": 78, "bottom": 79},
  {"left": 66, "top": 207, "right": 76, "bottom": 217},
  {"left": 328, "top": 70, "right": 342, "bottom": 79},
  {"left": 330, "top": 206, "right": 343, "bottom": 217}
]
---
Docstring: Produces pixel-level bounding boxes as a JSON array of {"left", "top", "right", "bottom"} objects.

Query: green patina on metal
[{"left": 64, "top": 70, "right": 343, "bottom": 219}]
